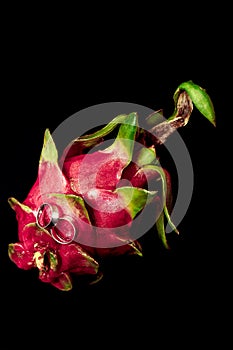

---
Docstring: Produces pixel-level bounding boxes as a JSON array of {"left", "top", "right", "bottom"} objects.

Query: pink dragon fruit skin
[
  {"left": 8, "top": 81, "right": 216, "bottom": 291},
  {"left": 8, "top": 112, "right": 169, "bottom": 290}
]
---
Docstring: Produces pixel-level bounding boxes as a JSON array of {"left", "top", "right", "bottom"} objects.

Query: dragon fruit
[{"left": 8, "top": 81, "right": 216, "bottom": 291}]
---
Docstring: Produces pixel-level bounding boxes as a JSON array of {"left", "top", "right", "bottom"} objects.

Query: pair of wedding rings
[{"left": 36, "top": 203, "right": 77, "bottom": 244}]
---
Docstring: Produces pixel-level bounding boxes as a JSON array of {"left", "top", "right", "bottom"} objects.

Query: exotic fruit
[{"left": 8, "top": 81, "right": 216, "bottom": 291}]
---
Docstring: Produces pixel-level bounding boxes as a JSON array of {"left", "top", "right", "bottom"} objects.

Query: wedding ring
[
  {"left": 50, "top": 216, "right": 77, "bottom": 244},
  {"left": 36, "top": 203, "right": 59, "bottom": 229}
]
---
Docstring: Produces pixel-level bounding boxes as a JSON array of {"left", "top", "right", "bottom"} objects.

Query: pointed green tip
[
  {"left": 8, "top": 197, "right": 32, "bottom": 213},
  {"left": 8, "top": 243, "right": 14, "bottom": 257},
  {"left": 44, "top": 128, "right": 51, "bottom": 143},
  {"left": 211, "top": 117, "right": 216, "bottom": 127},
  {"left": 51, "top": 272, "right": 73, "bottom": 291},
  {"left": 127, "top": 240, "right": 143, "bottom": 256},
  {"left": 40, "top": 128, "right": 58, "bottom": 164},
  {"left": 89, "top": 272, "right": 104, "bottom": 285},
  {"left": 8, "top": 197, "right": 18, "bottom": 209}
]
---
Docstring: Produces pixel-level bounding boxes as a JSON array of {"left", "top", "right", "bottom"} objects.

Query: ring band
[
  {"left": 36, "top": 203, "right": 59, "bottom": 229},
  {"left": 50, "top": 216, "right": 77, "bottom": 244}
]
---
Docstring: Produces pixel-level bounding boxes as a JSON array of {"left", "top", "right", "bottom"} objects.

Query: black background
[{"left": 1, "top": 7, "right": 229, "bottom": 349}]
